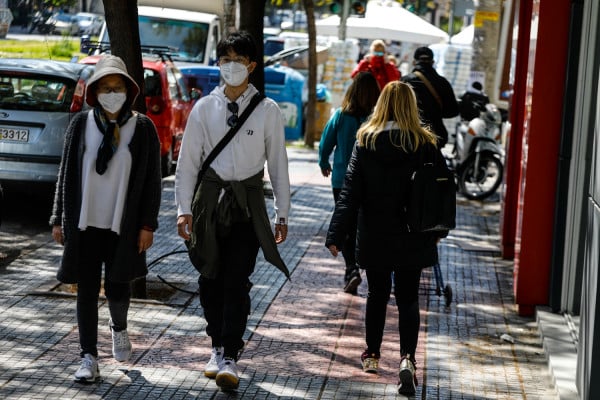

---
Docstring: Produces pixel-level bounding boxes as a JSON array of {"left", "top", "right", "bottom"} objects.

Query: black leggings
[
  {"left": 332, "top": 188, "right": 358, "bottom": 272},
  {"left": 77, "top": 227, "right": 131, "bottom": 358},
  {"left": 364, "top": 267, "right": 422, "bottom": 358}
]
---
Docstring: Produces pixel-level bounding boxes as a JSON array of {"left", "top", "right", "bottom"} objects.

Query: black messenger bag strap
[
  {"left": 195, "top": 92, "right": 265, "bottom": 186},
  {"left": 414, "top": 70, "right": 443, "bottom": 109}
]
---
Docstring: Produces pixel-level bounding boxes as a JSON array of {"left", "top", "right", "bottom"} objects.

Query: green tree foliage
[{"left": 43, "top": 0, "right": 78, "bottom": 10}]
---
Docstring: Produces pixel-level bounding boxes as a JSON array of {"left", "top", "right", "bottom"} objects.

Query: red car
[{"left": 80, "top": 55, "right": 195, "bottom": 176}]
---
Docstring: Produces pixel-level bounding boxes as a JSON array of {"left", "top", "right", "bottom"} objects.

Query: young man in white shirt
[{"left": 174, "top": 31, "right": 290, "bottom": 392}]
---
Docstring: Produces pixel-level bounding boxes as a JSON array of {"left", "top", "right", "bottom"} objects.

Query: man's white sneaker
[
  {"left": 74, "top": 353, "right": 100, "bottom": 383},
  {"left": 110, "top": 320, "right": 132, "bottom": 362},
  {"left": 204, "top": 347, "right": 223, "bottom": 378},
  {"left": 215, "top": 357, "right": 240, "bottom": 391}
]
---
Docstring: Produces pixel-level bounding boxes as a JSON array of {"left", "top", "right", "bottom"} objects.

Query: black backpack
[{"left": 406, "top": 145, "right": 456, "bottom": 233}]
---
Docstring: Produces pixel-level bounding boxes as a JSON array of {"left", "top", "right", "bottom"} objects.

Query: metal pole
[
  {"left": 448, "top": 0, "right": 456, "bottom": 41},
  {"left": 338, "top": 0, "right": 350, "bottom": 41}
]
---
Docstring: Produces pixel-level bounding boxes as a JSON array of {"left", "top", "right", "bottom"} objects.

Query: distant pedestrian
[
  {"left": 325, "top": 81, "right": 449, "bottom": 396},
  {"left": 351, "top": 39, "right": 400, "bottom": 90},
  {"left": 402, "top": 46, "right": 459, "bottom": 148},
  {"left": 459, "top": 80, "right": 490, "bottom": 121},
  {"left": 50, "top": 55, "right": 162, "bottom": 383},
  {"left": 174, "top": 31, "right": 290, "bottom": 392},
  {"left": 318, "top": 71, "right": 380, "bottom": 295}
]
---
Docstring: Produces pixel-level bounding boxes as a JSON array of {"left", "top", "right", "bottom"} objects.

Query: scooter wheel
[{"left": 458, "top": 153, "right": 503, "bottom": 200}]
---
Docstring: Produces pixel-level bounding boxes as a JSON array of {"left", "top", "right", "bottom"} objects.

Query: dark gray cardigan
[{"left": 49, "top": 111, "right": 162, "bottom": 284}]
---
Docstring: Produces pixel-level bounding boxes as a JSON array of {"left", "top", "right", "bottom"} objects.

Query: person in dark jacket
[
  {"left": 325, "top": 81, "right": 448, "bottom": 396},
  {"left": 318, "top": 71, "right": 380, "bottom": 294},
  {"left": 458, "top": 81, "right": 490, "bottom": 121},
  {"left": 401, "top": 47, "right": 459, "bottom": 148},
  {"left": 50, "top": 55, "right": 162, "bottom": 383}
]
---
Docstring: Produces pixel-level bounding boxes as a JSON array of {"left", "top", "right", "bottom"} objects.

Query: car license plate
[{"left": 0, "top": 127, "right": 29, "bottom": 142}]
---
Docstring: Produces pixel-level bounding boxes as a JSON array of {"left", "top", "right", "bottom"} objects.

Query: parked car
[
  {"left": 72, "top": 12, "right": 104, "bottom": 36},
  {"left": 0, "top": 59, "right": 94, "bottom": 186},
  {"left": 46, "top": 12, "right": 78, "bottom": 36},
  {"left": 80, "top": 54, "right": 195, "bottom": 176}
]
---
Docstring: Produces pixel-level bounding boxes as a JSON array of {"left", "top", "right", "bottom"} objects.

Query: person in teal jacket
[{"left": 318, "top": 71, "right": 380, "bottom": 294}]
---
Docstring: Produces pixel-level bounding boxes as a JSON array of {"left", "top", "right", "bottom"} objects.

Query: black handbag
[{"left": 406, "top": 145, "right": 456, "bottom": 233}]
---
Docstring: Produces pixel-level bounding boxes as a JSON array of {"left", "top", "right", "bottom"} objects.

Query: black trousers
[
  {"left": 364, "top": 266, "right": 422, "bottom": 358},
  {"left": 332, "top": 188, "right": 358, "bottom": 274},
  {"left": 198, "top": 221, "right": 259, "bottom": 361},
  {"left": 77, "top": 227, "right": 131, "bottom": 358}
]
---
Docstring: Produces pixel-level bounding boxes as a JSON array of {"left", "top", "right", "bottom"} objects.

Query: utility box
[
  {"left": 264, "top": 64, "right": 305, "bottom": 141},
  {"left": 314, "top": 83, "right": 332, "bottom": 142},
  {"left": 179, "top": 66, "right": 221, "bottom": 98}
]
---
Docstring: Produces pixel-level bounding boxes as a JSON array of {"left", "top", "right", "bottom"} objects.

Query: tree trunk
[
  {"left": 102, "top": 0, "right": 147, "bottom": 298},
  {"left": 471, "top": 0, "right": 502, "bottom": 102},
  {"left": 102, "top": 0, "right": 146, "bottom": 114},
  {"left": 303, "top": 0, "right": 317, "bottom": 148},
  {"left": 239, "top": 0, "right": 266, "bottom": 94}
]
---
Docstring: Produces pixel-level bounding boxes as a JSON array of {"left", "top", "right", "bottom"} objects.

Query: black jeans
[
  {"left": 332, "top": 188, "right": 358, "bottom": 275},
  {"left": 364, "top": 267, "right": 422, "bottom": 358},
  {"left": 198, "top": 221, "right": 259, "bottom": 361},
  {"left": 77, "top": 227, "right": 131, "bottom": 358}
]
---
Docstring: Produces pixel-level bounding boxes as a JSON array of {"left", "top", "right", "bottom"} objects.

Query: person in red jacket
[{"left": 351, "top": 39, "right": 400, "bottom": 89}]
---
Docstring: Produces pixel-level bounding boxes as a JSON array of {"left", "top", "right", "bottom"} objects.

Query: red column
[
  {"left": 500, "top": 0, "right": 532, "bottom": 260},
  {"left": 513, "top": 0, "right": 571, "bottom": 316}
]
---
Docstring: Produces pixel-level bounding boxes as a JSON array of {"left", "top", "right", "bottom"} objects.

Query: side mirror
[{"left": 190, "top": 88, "right": 202, "bottom": 101}]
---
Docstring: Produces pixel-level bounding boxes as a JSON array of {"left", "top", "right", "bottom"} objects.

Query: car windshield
[
  {"left": 0, "top": 75, "right": 74, "bottom": 112},
  {"left": 138, "top": 16, "right": 208, "bottom": 63}
]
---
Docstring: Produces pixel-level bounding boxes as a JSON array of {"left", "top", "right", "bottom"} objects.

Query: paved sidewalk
[{"left": 0, "top": 147, "right": 559, "bottom": 399}]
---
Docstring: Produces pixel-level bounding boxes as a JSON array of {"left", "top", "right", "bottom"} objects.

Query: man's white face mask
[{"left": 220, "top": 62, "right": 249, "bottom": 87}]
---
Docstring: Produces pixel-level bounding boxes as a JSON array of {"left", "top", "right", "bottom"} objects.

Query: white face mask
[
  {"left": 220, "top": 62, "right": 249, "bottom": 87},
  {"left": 97, "top": 92, "right": 127, "bottom": 114}
]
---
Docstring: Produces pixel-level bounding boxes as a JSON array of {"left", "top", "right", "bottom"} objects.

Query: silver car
[{"left": 0, "top": 59, "right": 94, "bottom": 185}]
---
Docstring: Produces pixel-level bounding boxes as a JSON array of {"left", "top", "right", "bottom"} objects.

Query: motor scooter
[{"left": 449, "top": 103, "right": 505, "bottom": 200}]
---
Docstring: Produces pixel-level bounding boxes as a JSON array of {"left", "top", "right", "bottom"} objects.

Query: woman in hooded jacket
[{"left": 325, "top": 81, "right": 448, "bottom": 396}]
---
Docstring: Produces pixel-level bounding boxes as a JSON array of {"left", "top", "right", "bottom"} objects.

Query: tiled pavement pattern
[{"left": 0, "top": 147, "right": 559, "bottom": 399}]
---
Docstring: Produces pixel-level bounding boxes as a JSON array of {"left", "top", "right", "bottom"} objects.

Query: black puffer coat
[{"left": 325, "top": 130, "right": 446, "bottom": 270}]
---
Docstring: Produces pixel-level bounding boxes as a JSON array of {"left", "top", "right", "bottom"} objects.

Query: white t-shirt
[{"left": 78, "top": 111, "right": 136, "bottom": 234}]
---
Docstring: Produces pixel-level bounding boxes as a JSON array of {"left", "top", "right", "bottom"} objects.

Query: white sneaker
[
  {"left": 215, "top": 357, "right": 240, "bottom": 391},
  {"left": 74, "top": 353, "right": 100, "bottom": 383},
  {"left": 204, "top": 347, "right": 223, "bottom": 378},
  {"left": 110, "top": 320, "right": 132, "bottom": 362}
]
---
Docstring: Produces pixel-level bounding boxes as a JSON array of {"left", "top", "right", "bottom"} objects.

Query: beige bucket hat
[{"left": 85, "top": 54, "right": 140, "bottom": 107}]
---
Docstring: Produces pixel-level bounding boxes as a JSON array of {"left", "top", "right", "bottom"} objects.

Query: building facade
[{"left": 505, "top": 0, "right": 599, "bottom": 397}]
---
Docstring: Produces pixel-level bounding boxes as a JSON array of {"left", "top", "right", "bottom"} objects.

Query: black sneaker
[
  {"left": 398, "top": 355, "right": 417, "bottom": 395},
  {"left": 343, "top": 269, "right": 362, "bottom": 294}
]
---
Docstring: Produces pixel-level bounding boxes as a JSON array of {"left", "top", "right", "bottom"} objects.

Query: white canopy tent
[
  {"left": 449, "top": 24, "right": 474, "bottom": 45},
  {"left": 315, "top": 1, "right": 448, "bottom": 45}
]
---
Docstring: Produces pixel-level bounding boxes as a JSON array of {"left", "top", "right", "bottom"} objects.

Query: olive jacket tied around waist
[{"left": 186, "top": 167, "right": 289, "bottom": 280}]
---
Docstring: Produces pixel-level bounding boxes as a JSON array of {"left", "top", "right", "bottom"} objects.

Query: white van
[{"left": 97, "top": 5, "right": 221, "bottom": 66}]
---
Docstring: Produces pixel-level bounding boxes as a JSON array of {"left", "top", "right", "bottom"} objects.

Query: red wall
[{"left": 511, "top": 0, "right": 571, "bottom": 316}]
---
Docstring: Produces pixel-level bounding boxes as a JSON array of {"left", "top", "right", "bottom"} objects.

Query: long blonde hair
[{"left": 357, "top": 81, "right": 437, "bottom": 151}]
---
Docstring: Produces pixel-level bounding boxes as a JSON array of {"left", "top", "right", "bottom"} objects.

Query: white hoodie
[{"left": 175, "top": 84, "right": 290, "bottom": 223}]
